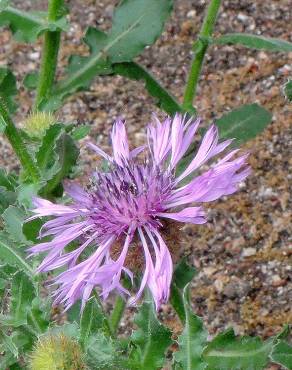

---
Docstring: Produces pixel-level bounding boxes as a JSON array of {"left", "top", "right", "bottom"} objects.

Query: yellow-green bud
[
  {"left": 28, "top": 334, "right": 87, "bottom": 370},
  {"left": 24, "top": 111, "right": 56, "bottom": 137}
]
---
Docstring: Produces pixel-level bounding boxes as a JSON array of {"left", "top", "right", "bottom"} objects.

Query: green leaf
[
  {"left": 0, "top": 168, "right": 16, "bottom": 190},
  {"left": 2, "top": 206, "right": 28, "bottom": 244},
  {"left": 50, "top": 0, "right": 173, "bottom": 107},
  {"left": 0, "top": 0, "right": 9, "bottom": 12},
  {"left": 0, "top": 187, "right": 16, "bottom": 214},
  {"left": 214, "top": 33, "right": 292, "bottom": 52},
  {"left": 23, "top": 72, "right": 38, "bottom": 90},
  {"left": 284, "top": 80, "right": 292, "bottom": 102},
  {"left": 8, "top": 270, "right": 36, "bottom": 326},
  {"left": 71, "top": 125, "right": 91, "bottom": 140},
  {"left": 41, "top": 132, "right": 79, "bottom": 195},
  {"left": 0, "top": 67, "right": 17, "bottom": 115},
  {"left": 0, "top": 328, "right": 18, "bottom": 358},
  {"left": 170, "top": 259, "right": 197, "bottom": 323},
  {"left": 216, "top": 103, "right": 272, "bottom": 145},
  {"left": 173, "top": 259, "right": 197, "bottom": 289},
  {"left": 36, "top": 123, "right": 63, "bottom": 171},
  {"left": 113, "top": 62, "right": 182, "bottom": 116},
  {"left": 270, "top": 340, "right": 292, "bottom": 370},
  {"left": 203, "top": 329, "right": 273, "bottom": 370},
  {"left": 80, "top": 296, "right": 107, "bottom": 349},
  {"left": 27, "top": 297, "right": 50, "bottom": 334},
  {"left": 86, "top": 333, "right": 129, "bottom": 370},
  {"left": 0, "top": 232, "right": 33, "bottom": 276},
  {"left": 130, "top": 300, "right": 172, "bottom": 370},
  {"left": 0, "top": 6, "right": 68, "bottom": 43},
  {"left": 16, "top": 182, "right": 40, "bottom": 209},
  {"left": 174, "top": 285, "right": 208, "bottom": 370}
]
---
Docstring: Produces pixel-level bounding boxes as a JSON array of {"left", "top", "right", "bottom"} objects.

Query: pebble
[{"left": 242, "top": 247, "right": 257, "bottom": 257}]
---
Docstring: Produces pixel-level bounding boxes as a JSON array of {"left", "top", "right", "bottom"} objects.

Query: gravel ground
[{"left": 0, "top": 0, "right": 291, "bottom": 363}]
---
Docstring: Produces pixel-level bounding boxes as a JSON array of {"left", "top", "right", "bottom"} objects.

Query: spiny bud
[
  {"left": 28, "top": 334, "right": 87, "bottom": 370},
  {"left": 24, "top": 111, "right": 57, "bottom": 137}
]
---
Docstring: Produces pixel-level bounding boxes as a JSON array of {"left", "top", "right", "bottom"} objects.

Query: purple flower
[{"left": 28, "top": 114, "right": 250, "bottom": 311}]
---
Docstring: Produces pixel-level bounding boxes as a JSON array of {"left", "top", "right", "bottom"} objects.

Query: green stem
[
  {"left": 183, "top": 0, "right": 221, "bottom": 110},
  {"left": 109, "top": 295, "right": 127, "bottom": 336},
  {"left": 34, "top": 0, "right": 63, "bottom": 110},
  {"left": 0, "top": 100, "right": 40, "bottom": 182}
]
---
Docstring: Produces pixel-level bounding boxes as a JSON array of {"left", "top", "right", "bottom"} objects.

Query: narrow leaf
[
  {"left": 113, "top": 62, "right": 182, "bottom": 116},
  {"left": 270, "top": 340, "right": 292, "bottom": 370},
  {"left": 174, "top": 285, "right": 208, "bottom": 370},
  {"left": 0, "top": 6, "right": 68, "bottom": 43},
  {"left": 49, "top": 0, "right": 173, "bottom": 106},
  {"left": 130, "top": 300, "right": 172, "bottom": 369},
  {"left": 203, "top": 329, "right": 273, "bottom": 370},
  {"left": 214, "top": 33, "right": 292, "bottom": 52},
  {"left": 216, "top": 103, "right": 272, "bottom": 145}
]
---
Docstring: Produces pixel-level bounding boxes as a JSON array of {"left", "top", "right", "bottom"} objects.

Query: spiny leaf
[
  {"left": 214, "top": 33, "right": 292, "bottom": 52},
  {"left": 0, "top": 67, "right": 17, "bottom": 116},
  {"left": 86, "top": 333, "right": 129, "bottom": 370},
  {"left": 130, "top": 300, "right": 172, "bottom": 369},
  {"left": 0, "top": 232, "right": 33, "bottom": 276},
  {"left": 270, "top": 340, "right": 292, "bottom": 370},
  {"left": 203, "top": 328, "right": 273, "bottom": 370},
  {"left": 8, "top": 270, "right": 36, "bottom": 327},
  {"left": 216, "top": 103, "right": 272, "bottom": 145},
  {"left": 80, "top": 296, "right": 108, "bottom": 349},
  {"left": 2, "top": 206, "right": 28, "bottom": 244},
  {"left": 174, "top": 285, "right": 208, "bottom": 370},
  {"left": 0, "top": 6, "right": 68, "bottom": 43},
  {"left": 112, "top": 62, "right": 182, "bottom": 116},
  {"left": 45, "top": 0, "right": 173, "bottom": 108}
]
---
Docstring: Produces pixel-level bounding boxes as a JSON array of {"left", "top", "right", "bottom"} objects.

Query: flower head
[
  {"left": 28, "top": 114, "right": 250, "bottom": 311},
  {"left": 29, "top": 334, "right": 86, "bottom": 370},
  {"left": 24, "top": 111, "right": 57, "bottom": 137}
]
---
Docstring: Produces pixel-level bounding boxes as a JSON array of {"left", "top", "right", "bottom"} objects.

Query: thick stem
[
  {"left": 109, "top": 295, "right": 127, "bottom": 336},
  {"left": 34, "top": 0, "right": 63, "bottom": 110},
  {"left": 183, "top": 0, "right": 221, "bottom": 110},
  {"left": 0, "top": 100, "right": 40, "bottom": 182}
]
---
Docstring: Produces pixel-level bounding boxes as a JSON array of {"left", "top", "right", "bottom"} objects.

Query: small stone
[
  {"left": 29, "top": 51, "right": 40, "bottom": 61},
  {"left": 187, "top": 10, "right": 196, "bottom": 18},
  {"left": 242, "top": 247, "right": 257, "bottom": 257}
]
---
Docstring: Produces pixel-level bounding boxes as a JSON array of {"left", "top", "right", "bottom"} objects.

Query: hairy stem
[
  {"left": 0, "top": 100, "right": 40, "bottom": 182},
  {"left": 109, "top": 295, "right": 127, "bottom": 336},
  {"left": 34, "top": 0, "right": 63, "bottom": 110},
  {"left": 183, "top": 0, "right": 221, "bottom": 110}
]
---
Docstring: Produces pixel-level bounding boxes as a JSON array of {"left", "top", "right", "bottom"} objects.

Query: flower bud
[
  {"left": 29, "top": 334, "right": 87, "bottom": 370},
  {"left": 24, "top": 111, "right": 56, "bottom": 137}
]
